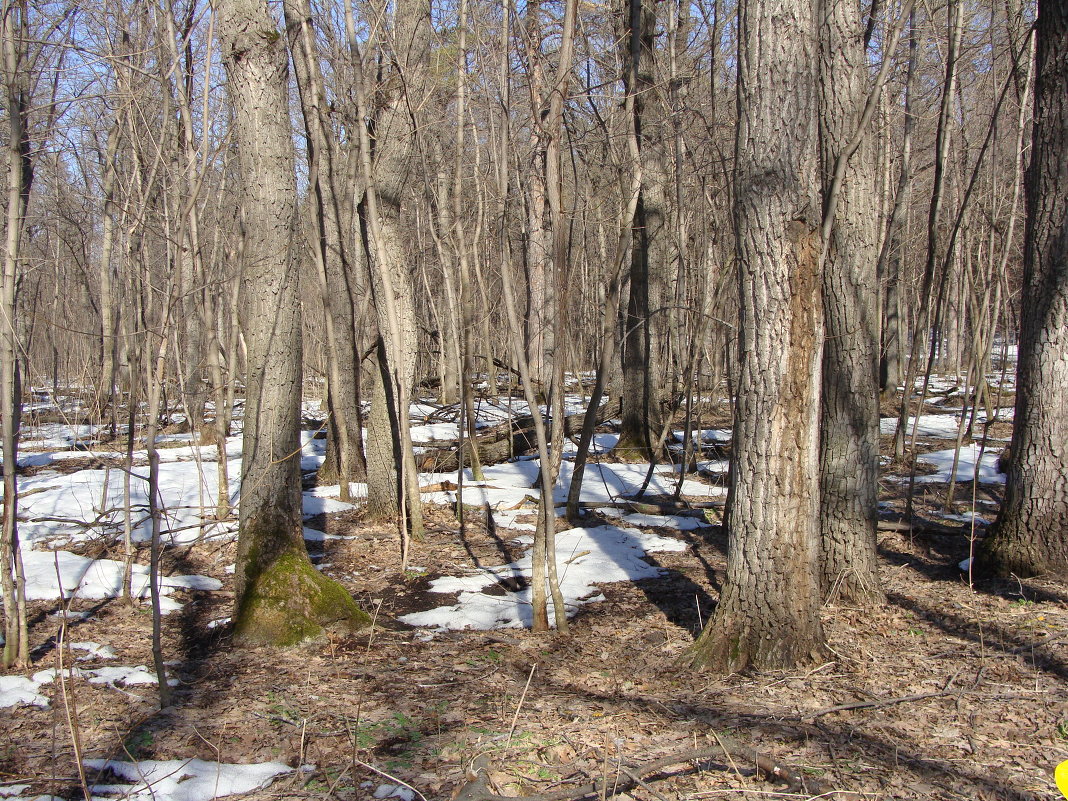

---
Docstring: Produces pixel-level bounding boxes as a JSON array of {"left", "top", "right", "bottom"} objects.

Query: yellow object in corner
[{"left": 1056, "top": 759, "right": 1068, "bottom": 799}]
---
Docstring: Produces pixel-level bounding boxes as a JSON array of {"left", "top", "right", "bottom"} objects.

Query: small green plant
[
  {"left": 908, "top": 627, "right": 923, "bottom": 636},
  {"left": 122, "top": 730, "right": 154, "bottom": 759},
  {"left": 1056, "top": 721, "right": 1068, "bottom": 741},
  {"left": 266, "top": 691, "right": 303, "bottom": 725},
  {"left": 1012, "top": 598, "right": 1035, "bottom": 607}
]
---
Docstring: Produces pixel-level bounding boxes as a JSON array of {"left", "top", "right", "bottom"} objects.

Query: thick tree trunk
[
  {"left": 283, "top": 0, "right": 365, "bottom": 494},
  {"left": 359, "top": 0, "right": 428, "bottom": 538},
  {"left": 615, "top": 0, "right": 668, "bottom": 461},
  {"left": 979, "top": 3, "right": 1068, "bottom": 579},
  {"left": 689, "top": 0, "right": 826, "bottom": 673},
  {"left": 218, "top": 0, "right": 369, "bottom": 645},
  {"left": 816, "top": 0, "right": 883, "bottom": 605}
]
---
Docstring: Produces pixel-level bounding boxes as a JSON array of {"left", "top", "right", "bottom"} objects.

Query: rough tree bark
[
  {"left": 688, "top": 0, "right": 826, "bottom": 672},
  {"left": 978, "top": 2, "right": 1068, "bottom": 579},
  {"left": 816, "top": 0, "right": 883, "bottom": 605},
  {"left": 360, "top": 0, "right": 428, "bottom": 539},
  {"left": 615, "top": 0, "right": 669, "bottom": 461},
  {"left": 217, "top": 0, "right": 369, "bottom": 644},
  {"left": 283, "top": 0, "right": 366, "bottom": 496}
]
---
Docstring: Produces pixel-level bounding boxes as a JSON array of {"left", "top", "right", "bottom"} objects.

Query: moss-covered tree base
[
  {"left": 233, "top": 550, "right": 372, "bottom": 646},
  {"left": 609, "top": 431, "right": 658, "bottom": 464}
]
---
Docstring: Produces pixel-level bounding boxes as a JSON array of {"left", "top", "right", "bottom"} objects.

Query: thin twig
[
  {"left": 506, "top": 663, "right": 537, "bottom": 745},
  {"left": 352, "top": 758, "right": 429, "bottom": 801}
]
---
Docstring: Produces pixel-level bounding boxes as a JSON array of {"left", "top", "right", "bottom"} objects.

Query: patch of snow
[
  {"left": 71, "top": 642, "right": 117, "bottom": 660},
  {"left": 620, "top": 512, "right": 707, "bottom": 531},
  {"left": 938, "top": 512, "right": 990, "bottom": 525},
  {"left": 84, "top": 758, "right": 294, "bottom": 801},
  {"left": 401, "top": 525, "right": 687, "bottom": 630},
  {"left": 373, "top": 785, "right": 415, "bottom": 801},
  {"left": 0, "top": 675, "right": 50, "bottom": 708},
  {"left": 912, "top": 445, "right": 1005, "bottom": 485},
  {"left": 880, "top": 415, "right": 964, "bottom": 438},
  {"left": 87, "top": 665, "right": 179, "bottom": 688},
  {"left": 20, "top": 549, "right": 220, "bottom": 612},
  {"left": 409, "top": 423, "right": 459, "bottom": 443}
]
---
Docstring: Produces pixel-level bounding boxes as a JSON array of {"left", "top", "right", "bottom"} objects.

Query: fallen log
[{"left": 417, "top": 404, "right": 612, "bottom": 473}]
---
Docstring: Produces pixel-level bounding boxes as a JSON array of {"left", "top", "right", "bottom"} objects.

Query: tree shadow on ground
[
  {"left": 530, "top": 671, "right": 1046, "bottom": 801},
  {"left": 878, "top": 536, "right": 1068, "bottom": 681},
  {"left": 634, "top": 525, "right": 724, "bottom": 637}
]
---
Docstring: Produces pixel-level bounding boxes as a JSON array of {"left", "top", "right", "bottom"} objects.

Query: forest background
[{"left": 2, "top": 0, "right": 1068, "bottom": 798}]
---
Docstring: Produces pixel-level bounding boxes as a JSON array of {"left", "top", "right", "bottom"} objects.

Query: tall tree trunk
[
  {"left": 357, "top": 0, "right": 428, "bottom": 540},
  {"left": 816, "top": 0, "right": 883, "bottom": 605},
  {"left": 283, "top": 0, "right": 366, "bottom": 495},
  {"left": 218, "top": 0, "right": 369, "bottom": 645},
  {"left": 978, "top": 2, "right": 1068, "bottom": 579},
  {"left": 689, "top": 0, "right": 826, "bottom": 673},
  {"left": 877, "top": 8, "right": 916, "bottom": 398},
  {"left": 615, "top": 0, "right": 668, "bottom": 461},
  {"left": 0, "top": 0, "right": 31, "bottom": 669}
]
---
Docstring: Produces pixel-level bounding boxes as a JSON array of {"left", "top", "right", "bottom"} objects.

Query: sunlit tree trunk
[
  {"left": 615, "top": 0, "right": 669, "bottom": 461},
  {"left": 689, "top": 0, "right": 826, "bottom": 673},
  {"left": 283, "top": 0, "right": 365, "bottom": 496},
  {"left": 218, "top": 0, "right": 369, "bottom": 644},
  {"left": 0, "top": 0, "right": 31, "bottom": 669},
  {"left": 359, "top": 0, "right": 428, "bottom": 541},
  {"left": 816, "top": 0, "right": 883, "bottom": 605},
  {"left": 979, "top": 2, "right": 1068, "bottom": 579}
]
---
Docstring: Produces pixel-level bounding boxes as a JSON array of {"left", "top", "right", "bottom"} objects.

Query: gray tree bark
[
  {"left": 217, "top": 0, "right": 368, "bottom": 644},
  {"left": 360, "top": 0, "right": 429, "bottom": 538},
  {"left": 817, "top": 0, "right": 883, "bottom": 605},
  {"left": 615, "top": 0, "right": 670, "bottom": 461},
  {"left": 689, "top": 0, "right": 826, "bottom": 672},
  {"left": 979, "top": 2, "right": 1068, "bottom": 579},
  {"left": 283, "top": 0, "right": 366, "bottom": 496},
  {"left": 0, "top": 0, "right": 31, "bottom": 668}
]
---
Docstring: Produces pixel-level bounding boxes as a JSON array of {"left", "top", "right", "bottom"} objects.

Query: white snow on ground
[
  {"left": 671, "top": 428, "right": 732, "bottom": 444},
  {"left": 879, "top": 410, "right": 1015, "bottom": 438},
  {"left": 7, "top": 390, "right": 1014, "bottom": 645},
  {"left": 21, "top": 549, "right": 220, "bottom": 612},
  {"left": 84, "top": 758, "right": 293, "bottom": 801},
  {"left": 372, "top": 785, "right": 415, "bottom": 801},
  {"left": 409, "top": 422, "right": 460, "bottom": 442},
  {"left": 912, "top": 444, "right": 1005, "bottom": 485},
  {"left": 70, "top": 641, "right": 117, "bottom": 660},
  {"left": 880, "top": 414, "right": 964, "bottom": 438},
  {"left": 0, "top": 675, "right": 50, "bottom": 708},
  {"left": 399, "top": 524, "right": 688, "bottom": 630},
  {"left": 0, "top": 664, "right": 178, "bottom": 709}
]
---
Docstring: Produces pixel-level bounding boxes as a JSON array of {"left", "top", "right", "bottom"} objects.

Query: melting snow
[
  {"left": 84, "top": 758, "right": 293, "bottom": 801},
  {"left": 400, "top": 524, "right": 687, "bottom": 630}
]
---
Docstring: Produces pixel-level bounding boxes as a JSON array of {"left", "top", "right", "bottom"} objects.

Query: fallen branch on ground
[{"left": 452, "top": 734, "right": 862, "bottom": 801}]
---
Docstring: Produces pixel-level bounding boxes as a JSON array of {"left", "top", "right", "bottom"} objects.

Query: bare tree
[
  {"left": 816, "top": 0, "right": 887, "bottom": 605},
  {"left": 978, "top": 1, "right": 1068, "bottom": 579},
  {"left": 689, "top": 0, "right": 826, "bottom": 672},
  {"left": 0, "top": 0, "right": 32, "bottom": 668},
  {"left": 217, "top": 0, "right": 369, "bottom": 644}
]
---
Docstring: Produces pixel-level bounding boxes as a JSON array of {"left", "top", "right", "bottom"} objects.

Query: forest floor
[{"left": 3, "top": 381, "right": 1067, "bottom": 801}]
